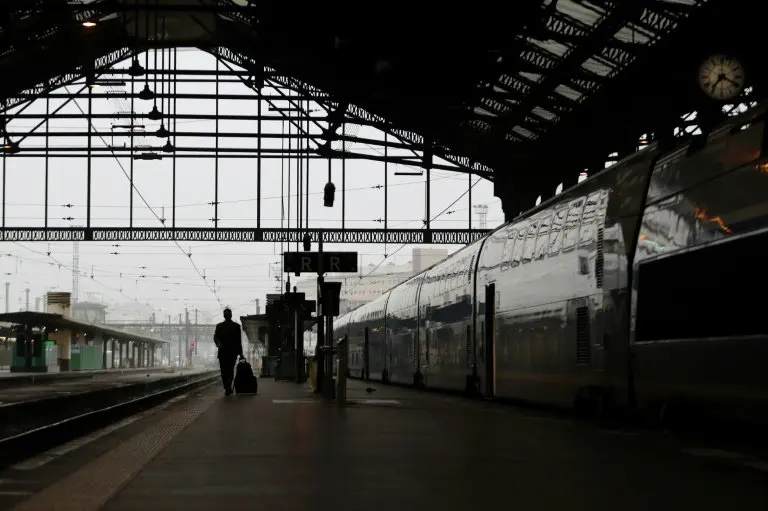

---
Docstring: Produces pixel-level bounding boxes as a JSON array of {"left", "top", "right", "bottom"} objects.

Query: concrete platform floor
[{"left": 5, "top": 379, "right": 768, "bottom": 511}]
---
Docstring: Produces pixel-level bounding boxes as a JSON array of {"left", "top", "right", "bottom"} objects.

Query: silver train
[{"left": 309, "top": 103, "right": 768, "bottom": 423}]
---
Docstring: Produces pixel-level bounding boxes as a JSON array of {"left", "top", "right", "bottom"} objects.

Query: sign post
[
  {"left": 317, "top": 235, "right": 326, "bottom": 397},
  {"left": 283, "top": 246, "right": 357, "bottom": 400},
  {"left": 336, "top": 334, "right": 347, "bottom": 407}
]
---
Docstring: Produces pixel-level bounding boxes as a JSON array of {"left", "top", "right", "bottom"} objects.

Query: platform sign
[{"left": 283, "top": 252, "right": 358, "bottom": 274}]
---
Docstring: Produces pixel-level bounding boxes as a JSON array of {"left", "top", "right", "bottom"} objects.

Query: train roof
[{"left": 338, "top": 99, "right": 768, "bottom": 321}]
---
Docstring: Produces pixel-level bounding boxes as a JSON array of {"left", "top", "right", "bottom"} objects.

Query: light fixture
[
  {"left": 111, "top": 124, "right": 146, "bottom": 131},
  {"left": 82, "top": 20, "right": 97, "bottom": 28},
  {"left": 2, "top": 140, "right": 20, "bottom": 154},
  {"left": 138, "top": 84, "right": 154, "bottom": 101},
  {"left": 162, "top": 140, "right": 175, "bottom": 153},
  {"left": 129, "top": 58, "right": 145, "bottom": 77},
  {"left": 147, "top": 106, "right": 162, "bottom": 121},
  {"left": 134, "top": 152, "right": 162, "bottom": 161},
  {"left": 155, "top": 124, "right": 170, "bottom": 138},
  {"left": 323, "top": 182, "right": 335, "bottom": 207}
]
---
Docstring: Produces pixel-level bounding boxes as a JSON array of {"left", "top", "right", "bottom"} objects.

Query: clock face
[{"left": 698, "top": 54, "right": 745, "bottom": 101}]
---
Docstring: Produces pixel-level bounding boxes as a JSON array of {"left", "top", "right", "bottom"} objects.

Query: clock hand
[{"left": 710, "top": 76, "right": 723, "bottom": 94}]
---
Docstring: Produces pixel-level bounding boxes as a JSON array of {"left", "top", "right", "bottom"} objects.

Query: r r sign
[{"left": 283, "top": 252, "right": 358, "bottom": 274}]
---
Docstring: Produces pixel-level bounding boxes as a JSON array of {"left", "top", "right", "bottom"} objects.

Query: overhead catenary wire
[
  {"left": 4, "top": 59, "right": 501, "bottom": 312},
  {"left": 345, "top": 176, "right": 483, "bottom": 295},
  {"left": 63, "top": 84, "right": 222, "bottom": 308},
  {"left": 10, "top": 241, "right": 143, "bottom": 304}
]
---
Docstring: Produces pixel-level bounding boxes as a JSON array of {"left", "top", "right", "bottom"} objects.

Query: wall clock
[{"left": 698, "top": 54, "right": 745, "bottom": 101}]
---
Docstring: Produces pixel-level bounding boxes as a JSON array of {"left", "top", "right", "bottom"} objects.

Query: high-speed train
[{"left": 309, "top": 102, "right": 768, "bottom": 423}]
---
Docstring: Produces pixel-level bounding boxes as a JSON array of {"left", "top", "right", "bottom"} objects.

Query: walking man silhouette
[{"left": 214, "top": 307, "right": 244, "bottom": 396}]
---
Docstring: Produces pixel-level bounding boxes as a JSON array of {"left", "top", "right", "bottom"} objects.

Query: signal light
[{"left": 324, "top": 182, "right": 335, "bottom": 207}]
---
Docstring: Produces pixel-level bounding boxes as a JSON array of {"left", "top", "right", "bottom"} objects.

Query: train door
[
  {"left": 363, "top": 327, "right": 370, "bottom": 381},
  {"left": 484, "top": 283, "right": 496, "bottom": 397}
]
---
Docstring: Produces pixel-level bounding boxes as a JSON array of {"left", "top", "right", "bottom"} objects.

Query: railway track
[{"left": 0, "top": 370, "right": 218, "bottom": 470}]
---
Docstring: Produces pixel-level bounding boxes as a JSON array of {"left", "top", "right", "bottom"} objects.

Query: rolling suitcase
[{"left": 233, "top": 356, "right": 258, "bottom": 395}]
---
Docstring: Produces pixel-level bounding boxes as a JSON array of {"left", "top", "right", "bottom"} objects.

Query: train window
[
  {"left": 534, "top": 214, "right": 553, "bottom": 260},
  {"left": 563, "top": 199, "right": 585, "bottom": 251},
  {"left": 549, "top": 208, "right": 566, "bottom": 255},
  {"left": 500, "top": 231, "right": 516, "bottom": 271},
  {"left": 510, "top": 226, "right": 526, "bottom": 267},
  {"left": 579, "top": 193, "right": 601, "bottom": 246},
  {"left": 521, "top": 222, "right": 538, "bottom": 263}
]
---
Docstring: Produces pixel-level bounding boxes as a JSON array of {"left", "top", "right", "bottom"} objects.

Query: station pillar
[
  {"left": 493, "top": 173, "right": 527, "bottom": 222},
  {"left": 48, "top": 328, "right": 72, "bottom": 372},
  {"left": 46, "top": 291, "right": 73, "bottom": 371}
]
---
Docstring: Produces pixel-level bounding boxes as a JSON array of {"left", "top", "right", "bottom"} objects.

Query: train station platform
[
  {"left": 0, "top": 367, "right": 209, "bottom": 406},
  {"left": 6, "top": 379, "right": 768, "bottom": 511},
  {"left": 0, "top": 367, "right": 175, "bottom": 389}
]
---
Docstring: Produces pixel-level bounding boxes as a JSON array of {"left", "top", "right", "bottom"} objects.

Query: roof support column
[
  {"left": 102, "top": 334, "right": 107, "bottom": 369},
  {"left": 494, "top": 172, "right": 524, "bottom": 222},
  {"left": 423, "top": 140, "right": 432, "bottom": 241},
  {"left": 51, "top": 329, "right": 72, "bottom": 372}
]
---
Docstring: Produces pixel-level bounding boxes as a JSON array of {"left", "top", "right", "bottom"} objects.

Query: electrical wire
[
  {"left": 63, "top": 85, "right": 222, "bottom": 308},
  {"left": 345, "top": 177, "right": 483, "bottom": 294},
  {"left": 9, "top": 241, "right": 143, "bottom": 304}
]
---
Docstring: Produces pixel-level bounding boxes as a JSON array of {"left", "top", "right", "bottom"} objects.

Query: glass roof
[
  {"left": 467, "top": 0, "right": 709, "bottom": 143},
  {"left": 0, "top": 0, "right": 712, "bottom": 178}
]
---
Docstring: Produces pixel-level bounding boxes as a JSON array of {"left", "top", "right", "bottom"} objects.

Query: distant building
[
  {"left": 105, "top": 301, "right": 156, "bottom": 323},
  {"left": 71, "top": 301, "right": 107, "bottom": 324},
  {"left": 412, "top": 248, "right": 449, "bottom": 273},
  {"left": 291, "top": 247, "right": 449, "bottom": 314}
]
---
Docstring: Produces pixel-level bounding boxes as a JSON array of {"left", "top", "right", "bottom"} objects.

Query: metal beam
[
  {"left": 0, "top": 227, "right": 491, "bottom": 245},
  {"left": 490, "top": 2, "right": 647, "bottom": 140},
  {"left": 3, "top": 150, "right": 465, "bottom": 172},
  {"left": 212, "top": 47, "right": 495, "bottom": 179}
]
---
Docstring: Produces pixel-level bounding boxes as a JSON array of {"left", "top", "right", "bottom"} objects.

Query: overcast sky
[{"left": 1, "top": 49, "right": 510, "bottom": 322}]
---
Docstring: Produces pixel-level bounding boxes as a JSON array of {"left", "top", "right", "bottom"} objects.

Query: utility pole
[
  {"left": 178, "top": 312, "right": 182, "bottom": 368},
  {"left": 474, "top": 204, "right": 488, "bottom": 230},
  {"left": 317, "top": 233, "right": 333, "bottom": 397},
  {"left": 5, "top": 282, "right": 9, "bottom": 313},
  {"left": 185, "top": 307, "right": 190, "bottom": 367},
  {"left": 72, "top": 237, "right": 80, "bottom": 304},
  {"left": 25, "top": 288, "right": 29, "bottom": 311},
  {"left": 194, "top": 308, "right": 198, "bottom": 357}
]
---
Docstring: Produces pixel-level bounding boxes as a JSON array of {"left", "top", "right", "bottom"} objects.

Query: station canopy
[
  {"left": 0, "top": 0, "right": 756, "bottom": 192},
  {"left": 0, "top": 311, "right": 169, "bottom": 346}
]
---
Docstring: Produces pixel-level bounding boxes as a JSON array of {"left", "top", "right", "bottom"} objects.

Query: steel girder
[{"left": 0, "top": 227, "right": 491, "bottom": 245}]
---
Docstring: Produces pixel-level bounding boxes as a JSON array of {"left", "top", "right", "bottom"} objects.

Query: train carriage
[
  {"left": 346, "top": 293, "right": 389, "bottom": 381},
  {"left": 309, "top": 102, "right": 768, "bottom": 425}
]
